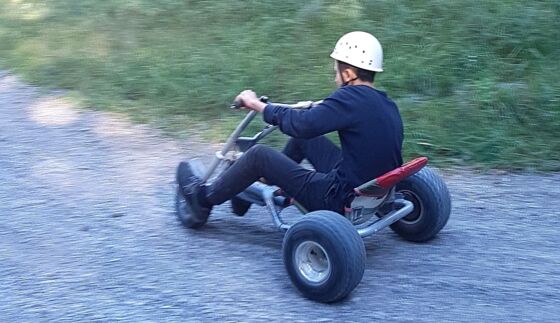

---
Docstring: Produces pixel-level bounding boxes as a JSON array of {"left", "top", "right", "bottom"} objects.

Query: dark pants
[{"left": 205, "top": 136, "right": 348, "bottom": 214}]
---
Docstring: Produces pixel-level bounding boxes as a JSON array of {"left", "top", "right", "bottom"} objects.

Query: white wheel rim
[
  {"left": 294, "top": 241, "right": 331, "bottom": 284},
  {"left": 399, "top": 189, "right": 424, "bottom": 224}
]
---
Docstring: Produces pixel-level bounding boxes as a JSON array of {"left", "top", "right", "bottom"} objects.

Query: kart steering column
[{"left": 202, "top": 110, "right": 257, "bottom": 182}]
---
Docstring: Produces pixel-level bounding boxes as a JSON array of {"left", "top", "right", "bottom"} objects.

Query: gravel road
[{"left": 1, "top": 72, "right": 559, "bottom": 322}]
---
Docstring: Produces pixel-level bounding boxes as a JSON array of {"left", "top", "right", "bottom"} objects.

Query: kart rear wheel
[
  {"left": 175, "top": 186, "right": 208, "bottom": 229},
  {"left": 282, "top": 210, "right": 366, "bottom": 303},
  {"left": 391, "top": 167, "right": 451, "bottom": 242}
]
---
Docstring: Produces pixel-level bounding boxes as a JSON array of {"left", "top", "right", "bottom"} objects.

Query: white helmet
[{"left": 330, "top": 31, "right": 383, "bottom": 72}]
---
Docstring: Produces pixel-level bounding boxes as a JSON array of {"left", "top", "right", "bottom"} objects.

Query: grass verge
[{"left": 1, "top": 0, "right": 558, "bottom": 170}]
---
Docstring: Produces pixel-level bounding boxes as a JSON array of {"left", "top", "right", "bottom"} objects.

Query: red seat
[{"left": 354, "top": 157, "right": 428, "bottom": 197}]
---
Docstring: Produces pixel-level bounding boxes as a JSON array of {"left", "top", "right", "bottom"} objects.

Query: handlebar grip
[
  {"left": 230, "top": 95, "right": 269, "bottom": 109},
  {"left": 230, "top": 99, "right": 243, "bottom": 109}
]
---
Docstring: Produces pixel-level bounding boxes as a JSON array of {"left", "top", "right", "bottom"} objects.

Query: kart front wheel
[
  {"left": 391, "top": 167, "right": 451, "bottom": 242},
  {"left": 282, "top": 210, "right": 366, "bottom": 303}
]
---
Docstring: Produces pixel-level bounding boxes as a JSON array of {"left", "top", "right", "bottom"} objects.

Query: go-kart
[{"left": 175, "top": 96, "right": 451, "bottom": 303}]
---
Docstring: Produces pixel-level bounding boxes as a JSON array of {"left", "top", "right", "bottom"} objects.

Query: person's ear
[{"left": 341, "top": 67, "right": 357, "bottom": 83}]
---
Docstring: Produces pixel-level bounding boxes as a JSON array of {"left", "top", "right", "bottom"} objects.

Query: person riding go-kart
[
  {"left": 178, "top": 30, "right": 401, "bottom": 226},
  {"left": 176, "top": 31, "right": 451, "bottom": 303}
]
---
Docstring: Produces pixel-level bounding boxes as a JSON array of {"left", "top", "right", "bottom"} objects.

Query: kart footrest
[{"left": 237, "top": 182, "right": 289, "bottom": 208}]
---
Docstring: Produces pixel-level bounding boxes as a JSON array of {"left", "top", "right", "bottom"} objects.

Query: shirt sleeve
[{"left": 262, "top": 88, "right": 354, "bottom": 138}]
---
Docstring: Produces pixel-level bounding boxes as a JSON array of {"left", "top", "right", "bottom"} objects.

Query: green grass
[{"left": 1, "top": 0, "right": 559, "bottom": 170}]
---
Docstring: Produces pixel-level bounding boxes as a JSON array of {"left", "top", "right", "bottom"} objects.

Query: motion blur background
[{"left": 1, "top": 0, "right": 558, "bottom": 169}]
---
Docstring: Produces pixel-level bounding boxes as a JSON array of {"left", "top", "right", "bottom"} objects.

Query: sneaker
[
  {"left": 176, "top": 161, "right": 212, "bottom": 225},
  {"left": 231, "top": 196, "right": 251, "bottom": 216},
  {"left": 176, "top": 161, "right": 198, "bottom": 190}
]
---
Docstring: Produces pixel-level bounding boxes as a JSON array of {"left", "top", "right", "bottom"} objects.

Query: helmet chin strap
[
  {"left": 342, "top": 76, "right": 358, "bottom": 86},
  {"left": 338, "top": 66, "right": 358, "bottom": 86}
]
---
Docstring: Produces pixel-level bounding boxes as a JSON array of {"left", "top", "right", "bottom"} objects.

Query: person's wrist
[{"left": 251, "top": 100, "right": 267, "bottom": 113}]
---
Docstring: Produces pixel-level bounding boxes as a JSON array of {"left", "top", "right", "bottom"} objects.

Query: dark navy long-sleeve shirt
[{"left": 263, "top": 85, "right": 403, "bottom": 191}]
